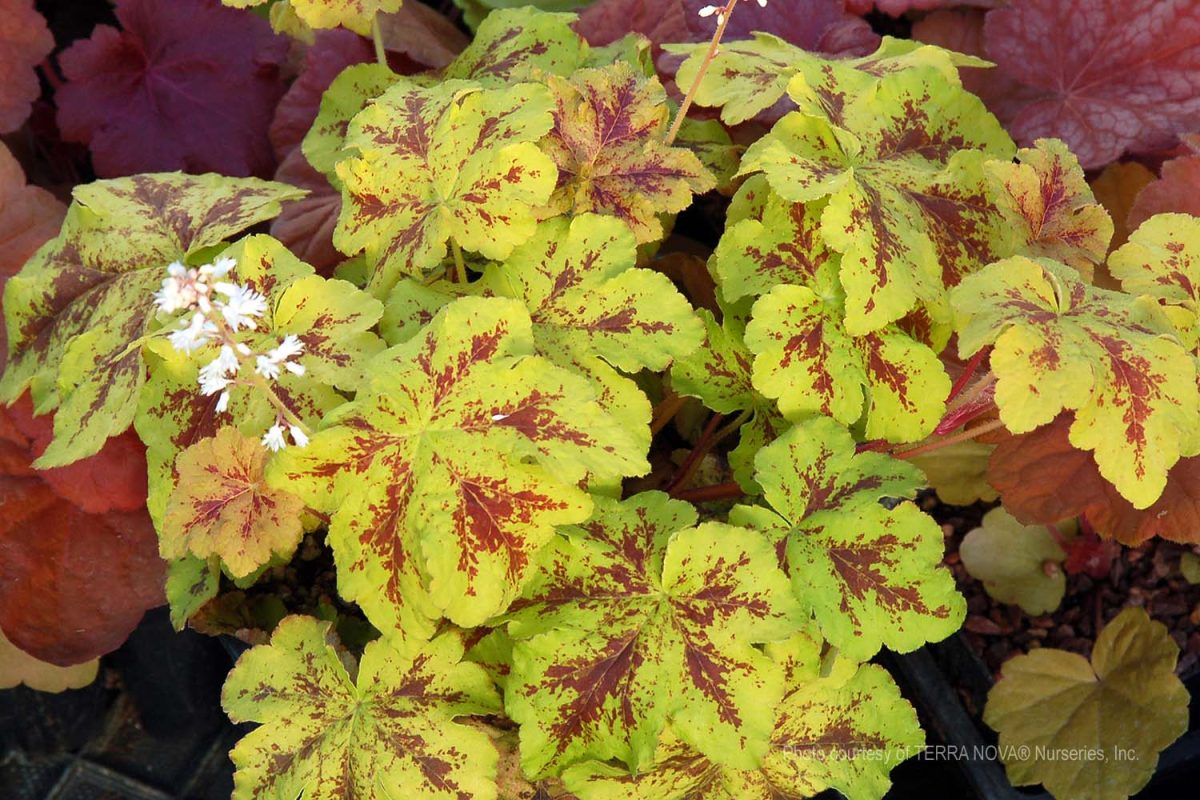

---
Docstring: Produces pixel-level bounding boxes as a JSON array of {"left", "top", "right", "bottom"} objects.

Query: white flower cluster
[
  {"left": 154, "top": 258, "right": 309, "bottom": 452},
  {"left": 698, "top": 0, "right": 766, "bottom": 24}
]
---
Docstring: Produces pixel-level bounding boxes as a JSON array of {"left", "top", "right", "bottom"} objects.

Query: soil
[{"left": 926, "top": 493, "right": 1200, "bottom": 682}]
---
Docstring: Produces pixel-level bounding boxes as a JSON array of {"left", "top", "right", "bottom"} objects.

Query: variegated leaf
[
  {"left": 268, "top": 296, "right": 646, "bottom": 639},
  {"left": 162, "top": 427, "right": 305, "bottom": 578},
  {"left": 222, "top": 615, "right": 501, "bottom": 800},
  {"left": 1, "top": 173, "right": 302, "bottom": 467},
  {"left": 540, "top": 62, "right": 715, "bottom": 243},
  {"left": 733, "top": 416, "right": 964, "bottom": 661},
  {"left": 335, "top": 80, "right": 557, "bottom": 293},
  {"left": 504, "top": 492, "right": 805, "bottom": 776},
  {"left": 952, "top": 255, "right": 1199, "bottom": 508}
]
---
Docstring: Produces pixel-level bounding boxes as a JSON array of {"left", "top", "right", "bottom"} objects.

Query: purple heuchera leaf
[{"left": 56, "top": 0, "right": 288, "bottom": 178}]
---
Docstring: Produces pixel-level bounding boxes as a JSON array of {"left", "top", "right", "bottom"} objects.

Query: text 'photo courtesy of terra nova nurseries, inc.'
[{"left": 3, "top": 1, "right": 1200, "bottom": 800}]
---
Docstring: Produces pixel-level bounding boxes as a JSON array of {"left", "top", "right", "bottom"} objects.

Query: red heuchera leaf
[
  {"left": 0, "top": 0, "right": 54, "bottom": 133},
  {"left": 1062, "top": 526, "right": 1119, "bottom": 579},
  {"left": 982, "top": 0, "right": 1200, "bottom": 169},
  {"left": 0, "top": 396, "right": 160, "bottom": 666},
  {"left": 55, "top": 0, "right": 288, "bottom": 178},
  {"left": 684, "top": 0, "right": 878, "bottom": 56},
  {"left": 270, "top": 148, "right": 343, "bottom": 274},
  {"left": 1129, "top": 138, "right": 1200, "bottom": 231},
  {"left": 573, "top": 0, "right": 689, "bottom": 52},
  {"left": 911, "top": 9, "right": 1025, "bottom": 112},
  {"left": 846, "top": 0, "right": 1001, "bottom": 14},
  {"left": 988, "top": 413, "right": 1200, "bottom": 545}
]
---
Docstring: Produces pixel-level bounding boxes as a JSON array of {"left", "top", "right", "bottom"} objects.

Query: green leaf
[
  {"left": 303, "top": 64, "right": 403, "bottom": 178},
  {"left": 504, "top": 492, "right": 804, "bottom": 776},
  {"left": 734, "top": 416, "right": 964, "bottom": 661},
  {"left": 162, "top": 427, "right": 306, "bottom": 579},
  {"left": 164, "top": 556, "right": 220, "bottom": 631},
  {"left": 1181, "top": 552, "right": 1200, "bottom": 584},
  {"left": 564, "top": 636, "right": 922, "bottom": 800},
  {"left": 268, "top": 296, "right": 646, "bottom": 639},
  {"left": 541, "top": 62, "right": 715, "bottom": 244},
  {"left": 984, "top": 608, "right": 1189, "bottom": 800},
  {"left": 669, "top": 34, "right": 988, "bottom": 128},
  {"left": 986, "top": 138, "right": 1113, "bottom": 274},
  {"left": 951, "top": 255, "right": 1199, "bottom": 508},
  {"left": 135, "top": 235, "right": 380, "bottom": 525},
  {"left": 739, "top": 68, "right": 1013, "bottom": 333},
  {"left": 1, "top": 173, "right": 302, "bottom": 467},
  {"left": 669, "top": 308, "right": 788, "bottom": 492},
  {"left": 443, "top": 7, "right": 587, "bottom": 81},
  {"left": 222, "top": 615, "right": 501, "bottom": 800},
  {"left": 335, "top": 80, "right": 557, "bottom": 293},
  {"left": 959, "top": 508, "right": 1066, "bottom": 615},
  {"left": 909, "top": 439, "right": 998, "bottom": 506},
  {"left": 222, "top": 0, "right": 403, "bottom": 37}
]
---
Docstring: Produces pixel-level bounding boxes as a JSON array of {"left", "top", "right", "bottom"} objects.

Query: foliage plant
[{"left": 3, "top": 2, "right": 1200, "bottom": 799}]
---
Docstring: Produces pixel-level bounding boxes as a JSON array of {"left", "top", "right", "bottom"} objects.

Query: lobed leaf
[
  {"left": 740, "top": 68, "right": 1013, "bottom": 333},
  {"left": 335, "top": 79, "right": 557, "bottom": 293},
  {"left": 984, "top": 608, "right": 1189, "bottom": 800},
  {"left": 269, "top": 296, "right": 645, "bottom": 639},
  {"left": 1, "top": 174, "right": 302, "bottom": 468},
  {"left": 0, "top": 628, "right": 98, "bottom": 693},
  {"left": 504, "top": 492, "right": 805, "bottom": 776},
  {"left": 0, "top": 0, "right": 54, "bottom": 134},
  {"left": 564, "top": 636, "right": 922, "bottom": 800},
  {"left": 959, "top": 508, "right": 1066, "bottom": 615},
  {"left": 222, "top": 615, "right": 501, "bottom": 800},
  {"left": 162, "top": 427, "right": 306, "bottom": 579},
  {"left": 540, "top": 62, "right": 715, "bottom": 244},
  {"left": 443, "top": 7, "right": 588, "bottom": 82},
  {"left": 952, "top": 255, "right": 1199, "bottom": 508},
  {"left": 735, "top": 416, "right": 964, "bottom": 661},
  {"left": 986, "top": 138, "right": 1114, "bottom": 274}
]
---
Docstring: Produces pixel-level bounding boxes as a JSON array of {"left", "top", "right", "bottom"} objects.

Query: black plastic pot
[{"left": 884, "top": 632, "right": 1200, "bottom": 799}]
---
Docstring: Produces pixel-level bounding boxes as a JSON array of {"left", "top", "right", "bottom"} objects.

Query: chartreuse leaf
[
  {"left": 335, "top": 79, "right": 557, "bottom": 293},
  {"left": 1, "top": 173, "right": 302, "bottom": 467},
  {"left": 541, "top": 62, "right": 715, "bottom": 244},
  {"left": 162, "top": 427, "right": 306, "bottom": 579},
  {"left": 442, "top": 7, "right": 587, "bottom": 82},
  {"left": 303, "top": 64, "right": 404, "bottom": 179},
  {"left": 1, "top": 628, "right": 98, "bottom": 694},
  {"left": 222, "top": 0, "right": 402, "bottom": 37},
  {"left": 382, "top": 214, "right": 703, "bottom": 442},
  {"left": 670, "top": 308, "right": 787, "bottom": 492},
  {"left": 669, "top": 34, "right": 988, "bottom": 127},
  {"left": 984, "top": 608, "right": 1189, "bottom": 800},
  {"left": 740, "top": 68, "right": 1013, "bottom": 333},
  {"left": 909, "top": 439, "right": 998, "bottom": 506},
  {"left": 959, "top": 509, "right": 1067, "bottom": 616},
  {"left": 165, "top": 556, "right": 220, "bottom": 631},
  {"left": 503, "top": 492, "right": 805, "bottom": 777},
  {"left": 1109, "top": 212, "right": 1200, "bottom": 351},
  {"left": 222, "top": 615, "right": 501, "bottom": 800},
  {"left": 268, "top": 296, "right": 646, "bottom": 639},
  {"left": 563, "top": 631, "right": 922, "bottom": 800},
  {"left": 135, "top": 235, "right": 381, "bottom": 525},
  {"left": 952, "top": 256, "right": 1199, "bottom": 508},
  {"left": 733, "top": 417, "right": 964, "bottom": 661},
  {"left": 985, "top": 138, "right": 1113, "bottom": 275},
  {"left": 450, "top": 0, "right": 591, "bottom": 31}
]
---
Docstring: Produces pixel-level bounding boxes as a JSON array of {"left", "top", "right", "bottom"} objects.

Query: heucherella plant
[{"left": 4, "top": 3, "right": 1199, "bottom": 800}]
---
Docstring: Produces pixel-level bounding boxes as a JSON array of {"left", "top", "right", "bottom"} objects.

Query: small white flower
[
  {"left": 209, "top": 256, "right": 236, "bottom": 279},
  {"left": 289, "top": 425, "right": 309, "bottom": 448},
  {"left": 199, "top": 345, "right": 239, "bottom": 395},
  {"left": 268, "top": 335, "right": 304, "bottom": 362},
  {"left": 757, "top": 0, "right": 767, "bottom": 7},
  {"left": 215, "top": 391, "right": 231, "bottom": 414},
  {"left": 235, "top": 342, "right": 253, "bottom": 356},
  {"left": 169, "top": 312, "right": 218, "bottom": 353},
  {"left": 491, "top": 413, "right": 510, "bottom": 422},
  {"left": 215, "top": 283, "right": 268, "bottom": 331},
  {"left": 255, "top": 354, "right": 281, "bottom": 381},
  {"left": 698, "top": 3, "right": 721, "bottom": 16},
  {"left": 262, "top": 424, "right": 288, "bottom": 452},
  {"left": 283, "top": 361, "right": 306, "bottom": 376}
]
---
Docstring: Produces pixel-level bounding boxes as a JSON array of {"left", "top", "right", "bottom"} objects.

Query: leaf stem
[
  {"left": 650, "top": 390, "right": 688, "bottom": 436},
  {"left": 451, "top": 240, "right": 467, "bottom": 284},
  {"left": 946, "top": 347, "right": 989, "bottom": 404},
  {"left": 665, "top": 0, "right": 740, "bottom": 146},
  {"left": 666, "top": 409, "right": 751, "bottom": 493},
  {"left": 672, "top": 481, "right": 746, "bottom": 504},
  {"left": 372, "top": 15, "right": 387, "bottom": 67},
  {"left": 890, "top": 418, "right": 1006, "bottom": 461}
]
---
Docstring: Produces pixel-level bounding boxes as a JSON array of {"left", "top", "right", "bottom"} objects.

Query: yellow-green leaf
[{"left": 959, "top": 508, "right": 1067, "bottom": 615}]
